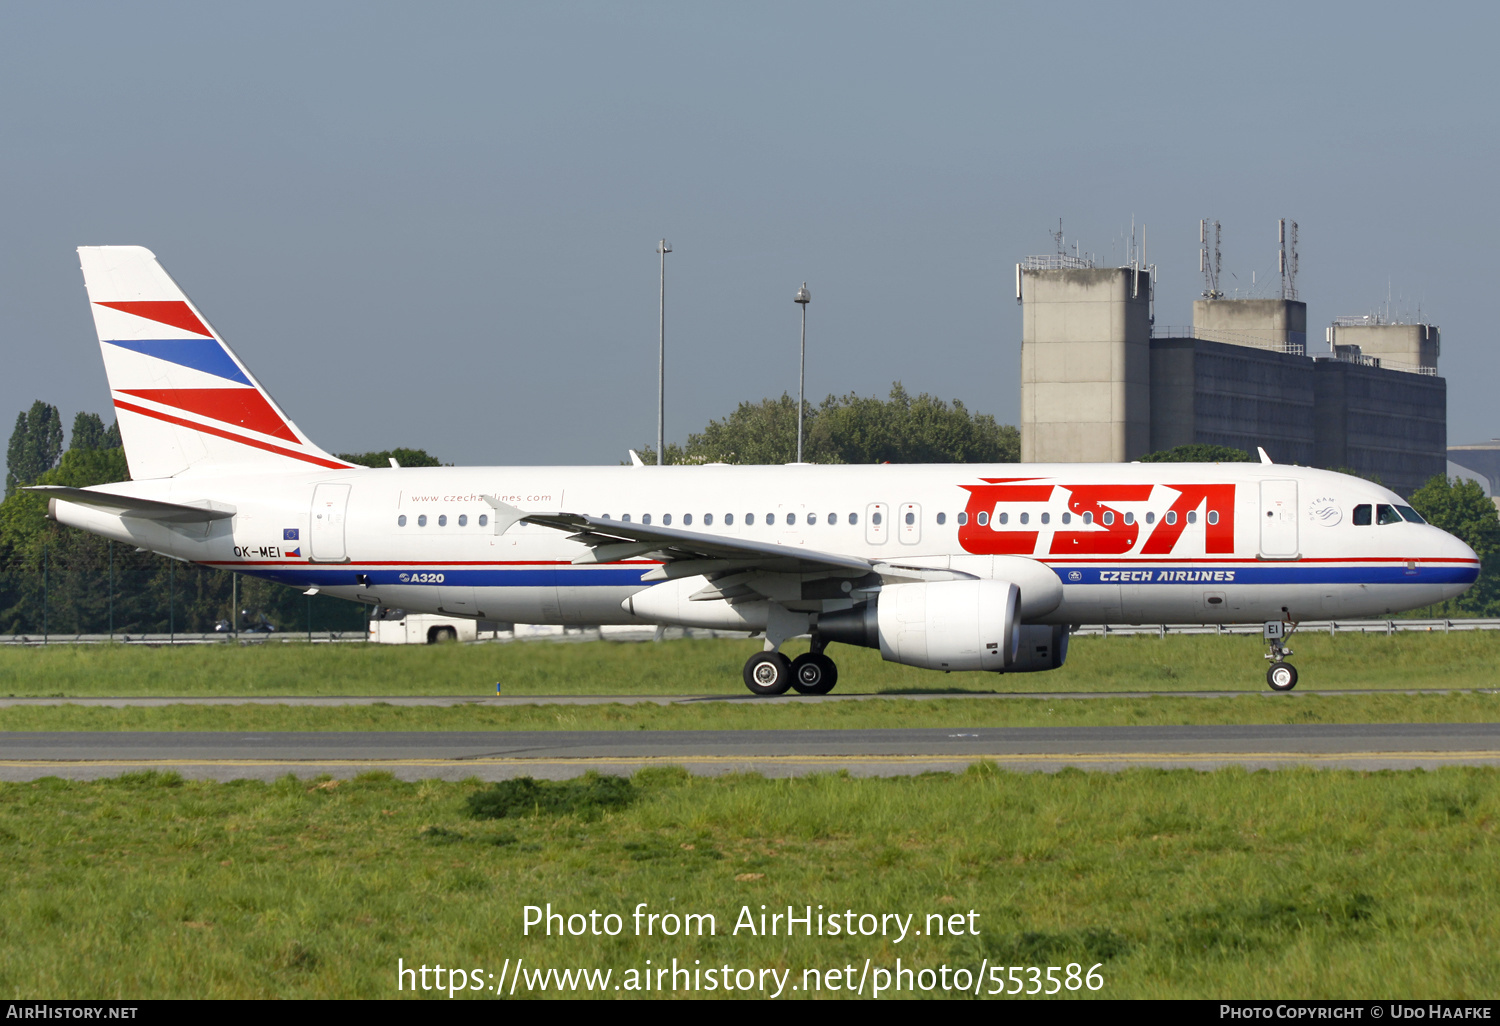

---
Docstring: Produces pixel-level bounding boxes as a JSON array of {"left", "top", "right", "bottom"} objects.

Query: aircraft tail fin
[{"left": 77, "top": 246, "right": 354, "bottom": 479}]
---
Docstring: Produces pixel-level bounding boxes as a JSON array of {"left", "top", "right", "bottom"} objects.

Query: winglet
[
  {"left": 1258, "top": 446, "right": 1274, "bottom": 465},
  {"left": 628, "top": 449, "right": 645, "bottom": 467}
]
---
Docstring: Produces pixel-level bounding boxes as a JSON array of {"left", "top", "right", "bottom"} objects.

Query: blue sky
[{"left": 2, "top": 1, "right": 1494, "bottom": 465}]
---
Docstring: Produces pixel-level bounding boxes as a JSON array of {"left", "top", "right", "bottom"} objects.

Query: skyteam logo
[{"left": 1307, "top": 497, "right": 1342, "bottom": 526}]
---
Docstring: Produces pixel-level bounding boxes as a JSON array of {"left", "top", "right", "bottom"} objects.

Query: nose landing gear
[{"left": 1263, "top": 618, "right": 1298, "bottom": 691}]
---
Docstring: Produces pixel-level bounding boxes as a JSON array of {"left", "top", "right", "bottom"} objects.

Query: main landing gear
[
  {"left": 1263, "top": 618, "right": 1298, "bottom": 691},
  {"left": 742, "top": 638, "right": 839, "bottom": 696}
]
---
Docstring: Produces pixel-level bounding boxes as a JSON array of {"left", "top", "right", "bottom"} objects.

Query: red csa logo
[{"left": 957, "top": 478, "right": 1235, "bottom": 556}]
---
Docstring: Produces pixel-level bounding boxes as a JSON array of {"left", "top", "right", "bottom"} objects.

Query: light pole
[
  {"left": 656, "top": 239, "right": 671, "bottom": 466},
  {"left": 794, "top": 282, "right": 810, "bottom": 463}
]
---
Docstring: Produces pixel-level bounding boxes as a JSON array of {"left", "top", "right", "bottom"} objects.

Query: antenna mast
[
  {"left": 1279, "top": 219, "right": 1299, "bottom": 301},
  {"left": 1199, "top": 219, "right": 1222, "bottom": 299}
]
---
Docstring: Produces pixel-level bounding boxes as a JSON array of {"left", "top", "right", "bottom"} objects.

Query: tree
[
  {"left": 70, "top": 412, "right": 108, "bottom": 451},
  {"left": 5, "top": 401, "right": 64, "bottom": 496},
  {"left": 1408, "top": 475, "right": 1500, "bottom": 616},
  {"left": 336, "top": 448, "right": 445, "bottom": 468},
  {"left": 636, "top": 384, "right": 1019, "bottom": 466},
  {"left": 1136, "top": 444, "right": 1253, "bottom": 463}
]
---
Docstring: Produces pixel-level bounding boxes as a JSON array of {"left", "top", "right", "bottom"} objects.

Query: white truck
[{"left": 367, "top": 609, "right": 508, "bottom": 645}]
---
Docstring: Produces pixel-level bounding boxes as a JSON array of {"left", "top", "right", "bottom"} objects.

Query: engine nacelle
[
  {"left": 875, "top": 579, "right": 1019, "bottom": 672},
  {"left": 818, "top": 583, "right": 1071, "bottom": 674}
]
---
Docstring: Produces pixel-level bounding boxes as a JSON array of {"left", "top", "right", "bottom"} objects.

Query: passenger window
[
  {"left": 829, "top": 512, "right": 839, "bottom": 525},
  {"left": 398, "top": 515, "right": 407, "bottom": 527},
  {"left": 905, "top": 511, "right": 915, "bottom": 526},
  {"left": 1145, "top": 512, "right": 1155, "bottom": 524},
  {"left": 872, "top": 512, "right": 882, "bottom": 526},
  {"left": 1083, "top": 512, "right": 1093, "bottom": 525},
  {"left": 1207, "top": 510, "right": 1218, "bottom": 525},
  {"left": 723, "top": 513, "right": 732, "bottom": 526},
  {"left": 745, "top": 513, "right": 754, "bottom": 525},
  {"left": 785, "top": 512, "right": 795, "bottom": 526},
  {"left": 1396, "top": 505, "right": 1426, "bottom": 524},
  {"left": 458, "top": 514, "right": 468, "bottom": 527},
  {"left": 622, "top": 514, "right": 632, "bottom": 523},
  {"left": 683, "top": 514, "right": 692, "bottom": 526},
  {"left": 1187, "top": 511, "right": 1197, "bottom": 525},
  {"left": 807, "top": 513, "right": 818, "bottom": 525},
  {"left": 1352, "top": 504, "right": 1371, "bottom": 525},
  {"left": 702, "top": 513, "right": 711, "bottom": 526},
  {"left": 766, "top": 512, "right": 775, "bottom": 525},
  {"left": 1061, "top": 512, "right": 1071, "bottom": 525},
  {"left": 1124, "top": 512, "right": 1134, "bottom": 526},
  {"left": 936, "top": 512, "right": 946, "bottom": 525},
  {"left": 849, "top": 512, "right": 859, "bottom": 525},
  {"left": 998, "top": 512, "right": 1008, "bottom": 525},
  {"left": 663, "top": 514, "right": 672, "bottom": 526},
  {"left": 1102, "top": 511, "right": 1113, "bottom": 526},
  {"left": 643, "top": 514, "right": 652, "bottom": 525},
  {"left": 1166, "top": 511, "right": 1177, "bottom": 525},
  {"left": 1019, "top": 512, "right": 1029, "bottom": 525},
  {"left": 977, "top": 511, "right": 989, "bottom": 526},
  {"left": 438, "top": 515, "right": 447, "bottom": 527},
  {"left": 418, "top": 515, "right": 427, "bottom": 527},
  {"left": 956, "top": 512, "right": 965, "bottom": 525},
  {"left": 1377, "top": 504, "right": 1403, "bottom": 525}
]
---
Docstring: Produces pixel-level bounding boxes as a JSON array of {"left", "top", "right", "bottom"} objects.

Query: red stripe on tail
[
  {"left": 117, "top": 388, "right": 300, "bottom": 443},
  {"left": 95, "top": 301, "right": 214, "bottom": 337},
  {"left": 111, "top": 399, "right": 353, "bottom": 470}
]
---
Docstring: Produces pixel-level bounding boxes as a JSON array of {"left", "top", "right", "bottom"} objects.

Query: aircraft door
[
  {"left": 866, "top": 503, "right": 889, "bottom": 545},
  {"left": 1259, "top": 479, "right": 1299, "bottom": 558},
  {"left": 309, "top": 483, "right": 352, "bottom": 562},
  {"left": 899, "top": 503, "right": 921, "bottom": 545}
]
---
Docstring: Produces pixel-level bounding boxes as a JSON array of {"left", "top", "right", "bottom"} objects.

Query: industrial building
[{"left": 1016, "top": 226, "right": 1446, "bottom": 497}]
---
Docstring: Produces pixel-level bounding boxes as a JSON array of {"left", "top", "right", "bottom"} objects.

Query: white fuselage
[{"left": 52, "top": 461, "right": 1478, "bottom": 628}]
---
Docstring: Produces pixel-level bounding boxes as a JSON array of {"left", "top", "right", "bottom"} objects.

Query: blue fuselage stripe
[{"left": 235, "top": 563, "right": 1478, "bottom": 590}]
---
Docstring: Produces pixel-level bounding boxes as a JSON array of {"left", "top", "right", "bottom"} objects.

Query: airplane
[{"left": 33, "top": 246, "right": 1480, "bottom": 695}]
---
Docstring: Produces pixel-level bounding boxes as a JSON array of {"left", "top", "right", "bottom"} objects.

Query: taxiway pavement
[{"left": 1, "top": 723, "right": 1497, "bottom": 780}]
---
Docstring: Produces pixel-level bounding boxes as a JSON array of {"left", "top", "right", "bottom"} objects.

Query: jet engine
[{"left": 819, "top": 580, "right": 1070, "bottom": 673}]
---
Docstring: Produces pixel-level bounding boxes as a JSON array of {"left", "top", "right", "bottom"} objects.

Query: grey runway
[
  {"left": 1, "top": 723, "right": 1498, "bottom": 780},
  {"left": 0, "top": 687, "right": 1492, "bottom": 707}
]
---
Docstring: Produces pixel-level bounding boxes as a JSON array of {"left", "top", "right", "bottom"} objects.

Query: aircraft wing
[
  {"left": 520, "top": 511, "right": 873, "bottom": 580},
  {"left": 27, "top": 485, "right": 234, "bottom": 524}
]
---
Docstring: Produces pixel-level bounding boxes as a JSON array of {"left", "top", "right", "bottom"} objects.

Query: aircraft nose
[{"left": 1430, "top": 525, "right": 1480, "bottom": 592}]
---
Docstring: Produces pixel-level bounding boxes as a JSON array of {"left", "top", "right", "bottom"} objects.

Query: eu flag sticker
[{"left": 284, "top": 528, "right": 300, "bottom": 540}]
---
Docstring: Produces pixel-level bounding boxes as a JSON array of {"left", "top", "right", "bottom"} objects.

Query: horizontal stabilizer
[{"left": 28, "top": 486, "right": 234, "bottom": 524}]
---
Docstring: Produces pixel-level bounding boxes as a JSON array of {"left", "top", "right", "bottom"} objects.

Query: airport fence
[{"left": 0, "top": 564, "right": 366, "bottom": 642}]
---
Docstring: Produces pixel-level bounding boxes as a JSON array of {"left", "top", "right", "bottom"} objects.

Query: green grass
[
  {"left": 5, "top": 690, "right": 1500, "bottom": 733},
  {"left": 1, "top": 767, "right": 1496, "bottom": 998},
  {"left": 1, "top": 630, "right": 1498, "bottom": 698}
]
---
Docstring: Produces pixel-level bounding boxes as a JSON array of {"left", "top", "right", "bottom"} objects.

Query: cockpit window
[
  {"left": 1396, "top": 505, "right": 1426, "bottom": 524},
  {"left": 1377, "top": 504, "right": 1403, "bottom": 525},
  {"left": 1352, "top": 504, "right": 1372, "bottom": 526}
]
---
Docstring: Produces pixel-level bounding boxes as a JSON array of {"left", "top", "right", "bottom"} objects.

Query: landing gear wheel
[
  {"left": 743, "top": 652, "right": 793, "bottom": 696},
  {"left": 790, "top": 653, "right": 838, "bottom": 695},
  {"left": 1266, "top": 662, "right": 1298, "bottom": 692}
]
